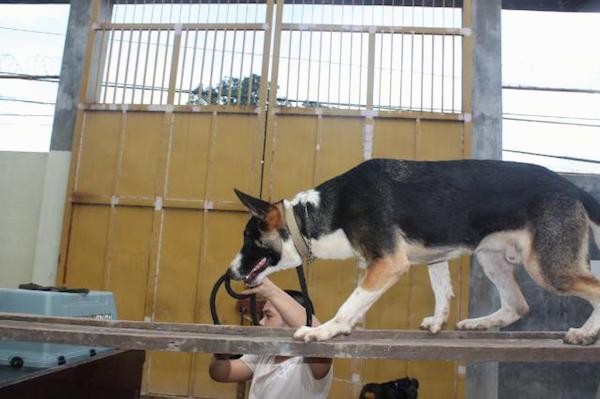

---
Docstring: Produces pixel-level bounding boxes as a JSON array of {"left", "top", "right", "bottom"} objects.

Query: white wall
[{"left": 0, "top": 152, "right": 47, "bottom": 288}]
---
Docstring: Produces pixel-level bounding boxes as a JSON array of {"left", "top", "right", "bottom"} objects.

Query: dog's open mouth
[{"left": 244, "top": 257, "right": 268, "bottom": 286}]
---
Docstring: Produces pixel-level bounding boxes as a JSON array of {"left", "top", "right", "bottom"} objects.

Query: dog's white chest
[{"left": 310, "top": 229, "right": 355, "bottom": 260}]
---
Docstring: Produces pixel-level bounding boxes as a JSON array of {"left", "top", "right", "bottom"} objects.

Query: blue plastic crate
[{"left": 0, "top": 289, "right": 117, "bottom": 369}]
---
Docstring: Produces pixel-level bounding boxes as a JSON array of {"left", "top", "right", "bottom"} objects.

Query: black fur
[
  {"left": 296, "top": 159, "right": 596, "bottom": 260},
  {"left": 359, "top": 377, "right": 419, "bottom": 399}
]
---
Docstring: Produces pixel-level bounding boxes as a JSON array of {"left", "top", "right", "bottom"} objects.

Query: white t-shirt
[{"left": 240, "top": 354, "right": 333, "bottom": 399}]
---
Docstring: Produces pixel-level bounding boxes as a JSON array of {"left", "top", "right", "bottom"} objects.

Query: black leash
[{"left": 210, "top": 266, "right": 313, "bottom": 327}]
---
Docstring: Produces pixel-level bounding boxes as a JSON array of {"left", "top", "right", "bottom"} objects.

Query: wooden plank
[{"left": 0, "top": 315, "right": 599, "bottom": 362}]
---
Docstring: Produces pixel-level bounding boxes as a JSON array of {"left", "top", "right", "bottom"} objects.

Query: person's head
[{"left": 259, "top": 289, "right": 314, "bottom": 328}]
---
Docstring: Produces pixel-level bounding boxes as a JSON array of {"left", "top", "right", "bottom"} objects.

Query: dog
[
  {"left": 228, "top": 159, "right": 600, "bottom": 345},
  {"left": 359, "top": 377, "right": 419, "bottom": 399}
]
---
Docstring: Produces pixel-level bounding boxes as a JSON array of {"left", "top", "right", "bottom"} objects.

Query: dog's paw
[
  {"left": 293, "top": 320, "right": 352, "bottom": 342},
  {"left": 456, "top": 318, "right": 491, "bottom": 331},
  {"left": 564, "top": 327, "right": 599, "bottom": 346},
  {"left": 420, "top": 316, "right": 445, "bottom": 334}
]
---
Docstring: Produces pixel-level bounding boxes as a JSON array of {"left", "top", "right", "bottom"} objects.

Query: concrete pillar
[
  {"left": 466, "top": 0, "right": 502, "bottom": 398},
  {"left": 31, "top": 1, "right": 112, "bottom": 285}
]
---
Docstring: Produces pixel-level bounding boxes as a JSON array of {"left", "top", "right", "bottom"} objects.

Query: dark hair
[{"left": 284, "top": 289, "right": 315, "bottom": 314}]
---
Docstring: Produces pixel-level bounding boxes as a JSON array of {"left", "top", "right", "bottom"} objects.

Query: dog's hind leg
[
  {"left": 457, "top": 250, "right": 529, "bottom": 330},
  {"left": 294, "top": 251, "right": 410, "bottom": 342},
  {"left": 420, "top": 261, "right": 453, "bottom": 334},
  {"left": 524, "top": 195, "right": 600, "bottom": 345}
]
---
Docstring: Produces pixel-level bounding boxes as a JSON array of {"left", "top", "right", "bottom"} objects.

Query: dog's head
[{"left": 228, "top": 189, "right": 302, "bottom": 286}]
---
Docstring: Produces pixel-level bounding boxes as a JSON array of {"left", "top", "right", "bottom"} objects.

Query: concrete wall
[{"left": 0, "top": 152, "right": 47, "bottom": 288}]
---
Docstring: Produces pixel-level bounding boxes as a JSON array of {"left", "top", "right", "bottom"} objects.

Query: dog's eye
[{"left": 256, "top": 240, "right": 268, "bottom": 248}]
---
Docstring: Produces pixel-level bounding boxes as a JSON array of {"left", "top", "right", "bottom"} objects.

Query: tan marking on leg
[{"left": 361, "top": 253, "right": 409, "bottom": 291}]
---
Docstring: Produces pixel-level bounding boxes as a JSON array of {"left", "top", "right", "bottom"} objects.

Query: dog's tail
[{"left": 580, "top": 190, "right": 600, "bottom": 251}]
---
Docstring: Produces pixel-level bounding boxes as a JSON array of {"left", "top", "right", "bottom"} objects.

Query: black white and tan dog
[{"left": 229, "top": 159, "right": 600, "bottom": 345}]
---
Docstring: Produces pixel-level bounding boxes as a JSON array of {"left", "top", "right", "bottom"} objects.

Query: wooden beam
[{"left": 0, "top": 313, "right": 599, "bottom": 362}]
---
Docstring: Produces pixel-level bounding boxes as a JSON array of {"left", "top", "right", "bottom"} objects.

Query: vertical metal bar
[
  {"left": 207, "top": 30, "right": 219, "bottom": 104},
  {"left": 150, "top": 31, "right": 161, "bottom": 104},
  {"left": 327, "top": 3, "right": 333, "bottom": 106},
  {"left": 389, "top": 32, "right": 394, "bottom": 109},
  {"left": 316, "top": 0, "right": 324, "bottom": 107},
  {"left": 160, "top": 30, "right": 171, "bottom": 104},
  {"left": 431, "top": 34, "right": 435, "bottom": 112},
  {"left": 463, "top": 0, "right": 472, "bottom": 116},
  {"left": 420, "top": 33, "right": 425, "bottom": 111},
  {"left": 366, "top": 31, "right": 375, "bottom": 110},
  {"left": 167, "top": 29, "right": 182, "bottom": 105},
  {"left": 284, "top": 0, "right": 295, "bottom": 103},
  {"left": 140, "top": 31, "right": 151, "bottom": 103},
  {"left": 337, "top": 29, "right": 342, "bottom": 107},
  {"left": 236, "top": 0, "right": 250, "bottom": 105},
  {"left": 442, "top": 33, "right": 446, "bottom": 112},
  {"left": 226, "top": 29, "right": 238, "bottom": 105},
  {"left": 259, "top": 0, "right": 276, "bottom": 110},
  {"left": 121, "top": 29, "right": 134, "bottom": 104},
  {"left": 111, "top": 29, "right": 125, "bottom": 103},
  {"left": 409, "top": 32, "right": 414, "bottom": 110},
  {"left": 247, "top": 30, "right": 257, "bottom": 105},
  {"left": 296, "top": 29, "right": 303, "bottom": 106},
  {"left": 198, "top": 31, "right": 210, "bottom": 104},
  {"left": 188, "top": 30, "right": 200, "bottom": 105},
  {"left": 216, "top": 31, "right": 227, "bottom": 104},
  {"left": 177, "top": 29, "right": 190, "bottom": 105},
  {"left": 131, "top": 2, "right": 145, "bottom": 103},
  {"left": 377, "top": 33, "right": 383, "bottom": 109}
]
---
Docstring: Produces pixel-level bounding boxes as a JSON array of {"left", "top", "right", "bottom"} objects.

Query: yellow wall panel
[
  {"left": 208, "top": 114, "right": 263, "bottom": 205},
  {"left": 372, "top": 118, "right": 416, "bottom": 160},
  {"left": 315, "top": 117, "right": 364, "bottom": 184},
  {"left": 309, "top": 260, "right": 360, "bottom": 322},
  {"left": 107, "top": 207, "right": 154, "bottom": 321},
  {"left": 361, "top": 359, "right": 408, "bottom": 388},
  {"left": 64, "top": 205, "right": 109, "bottom": 290},
  {"left": 417, "top": 120, "right": 464, "bottom": 161},
  {"left": 153, "top": 210, "right": 203, "bottom": 323},
  {"left": 146, "top": 352, "right": 194, "bottom": 396},
  {"left": 266, "top": 115, "right": 318, "bottom": 200},
  {"left": 166, "top": 114, "right": 212, "bottom": 201},
  {"left": 407, "top": 360, "right": 458, "bottom": 399},
  {"left": 145, "top": 210, "right": 204, "bottom": 396},
  {"left": 117, "top": 112, "right": 163, "bottom": 198},
  {"left": 75, "top": 111, "right": 121, "bottom": 196}
]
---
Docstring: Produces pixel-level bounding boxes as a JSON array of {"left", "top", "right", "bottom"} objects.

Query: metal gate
[{"left": 57, "top": 0, "right": 473, "bottom": 397}]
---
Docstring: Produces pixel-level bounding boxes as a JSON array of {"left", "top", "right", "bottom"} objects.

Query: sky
[{"left": 0, "top": 4, "right": 598, "bottom": 174}]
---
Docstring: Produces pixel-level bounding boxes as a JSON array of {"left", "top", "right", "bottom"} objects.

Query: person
[{"left": 209, "top": 277, "right": 333, "bottom": 399}]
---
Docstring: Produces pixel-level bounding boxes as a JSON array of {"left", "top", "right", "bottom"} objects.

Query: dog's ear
[{"left": 234, "top": 189, "right": 271, "bottom": 219}]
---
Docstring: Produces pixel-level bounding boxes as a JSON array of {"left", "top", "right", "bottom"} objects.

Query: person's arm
[
  {"left": 243, "top": 278, "right": 333, "bottom": 380},
  {"left": 209, "top": 355, "right": 254, "bottom": 383}
]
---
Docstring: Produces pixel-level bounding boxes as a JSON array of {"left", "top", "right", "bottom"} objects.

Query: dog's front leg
[
  {"left": 294, "top": 253, "right": 409, "bottom": 342},
  {"left": 420, "top": 261, "right": 453, "bottom": 334}
]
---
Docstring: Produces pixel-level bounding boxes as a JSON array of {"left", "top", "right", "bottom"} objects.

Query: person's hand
[{"left": 241, "top": 277, "right": 277, "bottom": 299}]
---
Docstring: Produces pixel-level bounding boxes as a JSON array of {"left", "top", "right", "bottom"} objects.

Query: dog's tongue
[{"left": 245, "top": 258, "right": 267, "bottom": 285}]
